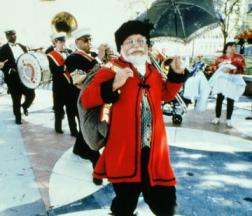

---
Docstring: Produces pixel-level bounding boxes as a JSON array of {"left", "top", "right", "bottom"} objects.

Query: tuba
[{"left": 51, "top": 11, "right": 78, "bottom": 35}]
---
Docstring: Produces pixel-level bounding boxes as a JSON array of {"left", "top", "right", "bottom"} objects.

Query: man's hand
[
  {"left": 97, "top": 43, "right": 109, "bottom": 61},
  {"left": 170, "top": 56, "right": 185, "bottom": 74},
  {"left": 112, "top": 67, "right": 134, "bottom": 91},
  {"left": 71, "top": 69, "right": 86, "bottom": 84},
  {"left": 0, "top": 60, "right": 8, "bottom": 69}
]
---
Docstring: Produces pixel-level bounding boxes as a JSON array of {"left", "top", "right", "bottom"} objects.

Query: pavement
[{"left": 0, "top": 87, "right": 252, "bottom": 216}]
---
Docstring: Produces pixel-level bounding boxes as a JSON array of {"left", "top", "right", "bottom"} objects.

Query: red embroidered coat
[{"left": 81, "top": 58, "right": 185, "bottom": 186}]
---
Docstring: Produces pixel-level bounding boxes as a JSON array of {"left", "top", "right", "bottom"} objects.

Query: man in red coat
[{"left": 81, "top": 20, "right": 188, "bottom": 216}]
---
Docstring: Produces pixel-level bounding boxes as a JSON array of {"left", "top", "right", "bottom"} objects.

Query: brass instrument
[
  {"left": 149, "top": 51, "right": 187, "bottom": 113},
  {"left": 51, "top": 11, "right": 78, "bottom": 35},
  {"left": 160, "top": 58, "right": 173, "bottom": 74},
  {"left": 92, "top": 44, "right": 119, "bottom": 64},
  {"left": 103, "top": 47, "right": 119, "bottom": 63},
  {"left": 150, "top": 48, "right": 172, "bottom": 74}
]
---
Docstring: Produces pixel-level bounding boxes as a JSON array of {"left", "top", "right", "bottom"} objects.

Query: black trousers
[
  {"left": 215, "top": 93, "right": 234, "bottom": 120},
  {"left": 8, "top": 83, "right": 35, "bottom": 121},
  {"left": 53, "top": 87, "right": 78, "bottom": 134},
  {"left": 65, "top": 103, "right": 78, "bottom": 135},
  {"left": 73, "top": 132, "right": 100, "bottom": 166},
  {"left": 111, "top": 147, "right": 177, "bottom": 216}
]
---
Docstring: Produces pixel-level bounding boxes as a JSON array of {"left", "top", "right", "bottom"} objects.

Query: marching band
[
  {"left": 0, "top": 13, "right": 249, "bottom": 216},
  {"left": 0, "top": 26, "right": 248, "bottom": 129}
]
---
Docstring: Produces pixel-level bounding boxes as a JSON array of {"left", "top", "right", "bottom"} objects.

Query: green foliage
[
  {"left": 245, "top": 56, "right": 252, "bottom": 75},
  {"left": 214, "top": 0, "right": 243, "bottom": 45}
]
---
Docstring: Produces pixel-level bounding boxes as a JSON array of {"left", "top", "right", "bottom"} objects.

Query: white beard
[{"left": 121, "top": 48, "right": 148, "bottom": 76}]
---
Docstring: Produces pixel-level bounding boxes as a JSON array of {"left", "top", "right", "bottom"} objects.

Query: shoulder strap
[
  {"left": 74, "top": 50, "right": 95, "bottom": 62},
  {"left": 48, "top": 51, "right": 65, "bottom": 66},
  {"left": 48, "top": 50, "right": 71, "bottom": 83}
]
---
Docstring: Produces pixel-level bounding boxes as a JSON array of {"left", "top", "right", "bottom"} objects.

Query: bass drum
[{"left": 17, "top": 52, "right": 51, "bottom": 89}]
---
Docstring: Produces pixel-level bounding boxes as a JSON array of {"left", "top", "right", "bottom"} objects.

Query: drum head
[{"left": 17, "top": 53, "right": 42, "bottom": 89}]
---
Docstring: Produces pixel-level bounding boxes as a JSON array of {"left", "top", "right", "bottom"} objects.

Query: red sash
[
  {"left": 48, "top": 50, "right": 65, "bottom": 66},
  {"left": 48, "top": 50, "right": 71, "bottom": 83}
]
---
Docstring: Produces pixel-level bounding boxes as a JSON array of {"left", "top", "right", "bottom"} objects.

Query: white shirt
[
  {"left": 8, "top": 43, "right": 24, "bottom": 62},
  {"left": 135, "top": 64, "right": 146, "bottom": 77}
]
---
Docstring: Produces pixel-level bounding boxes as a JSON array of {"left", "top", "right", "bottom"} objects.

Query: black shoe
[
  {"left": 55, "top": 119, "right": 63, "bottom": 134},
  {"left": 70, "top": 131, "right": 78, "bottom": 137},
  {"left": 93, "top": 177, "right": 103, "bottom": 185},
  {"left": 15, "top": 118, "right": 22, "bottom": 125},
  {"left": 55, "top": 129, "right": 64, "bottom": 134},
  {"left": 72, "top": 149, "right": 89, "bottom": 159},
  {"left": 22, "top": 106, "right": 28, "bottom": 116}
]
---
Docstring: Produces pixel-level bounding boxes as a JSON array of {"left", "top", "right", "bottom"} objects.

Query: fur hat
[{"left": 114, "top": 20, "right": 153, "bottom": 52}]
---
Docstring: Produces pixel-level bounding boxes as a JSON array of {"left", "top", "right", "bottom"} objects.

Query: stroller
[
  {"left": 150, "top": 56, "right": 188, "bottom": 125},
  {"left": 150, "top": 53, "right": 192, "bottom": 125},
  {"left": 162, "top": 91, "right": 188, "bottom": 125},
  {"left": 162, "top": 60, "right": 207, "bottom": 125}
]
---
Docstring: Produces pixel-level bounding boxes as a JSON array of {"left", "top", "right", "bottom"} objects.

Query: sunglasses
[{"left": 79, "top": 37, "right": 92, "bottom": 43}]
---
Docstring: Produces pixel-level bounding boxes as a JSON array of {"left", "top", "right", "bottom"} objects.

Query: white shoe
[
  {"left": 211, "top": 118, "right": 220, "bottom": 125},
  {"left": 226, "top": 120, "right": 233, "bottom": 128}
]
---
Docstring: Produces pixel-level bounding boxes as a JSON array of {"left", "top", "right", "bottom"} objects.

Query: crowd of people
[{"left": 0, "top": 19, "right": 247, "bottom": 215}]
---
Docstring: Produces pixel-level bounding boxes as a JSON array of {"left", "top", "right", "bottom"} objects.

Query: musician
[
  {"left": 65, "top": 28, "right": 107, "bottom": 185},
  {"left": 45, "top": 44, "right": 55, "bottom": 55},
  {"left": 45, "top": 33, "right": 56, "bottom": 54},
  {"left": 0, "top": 29, "right": 35, "bottom": 124},
  {"left": 211, "top": 42, "right": 246, "bottom": 127},
  {"left": 81, "top": 20, "right": 188, "bottom": 216},
  {"left": 47, "top": 32, "right": 77, "bottom": 135}
]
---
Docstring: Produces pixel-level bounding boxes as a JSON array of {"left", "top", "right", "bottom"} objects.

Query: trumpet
[
  {"left": 103, "top": 47, "right": 119, "bottom": 63},
  {"left": 92, "top": 44, "right": 119, "bottom": 64},
  {"left": 149, "top": 48, "right": 173, "bottom": 74},
  {"left": 149, "top": 51, "right": 187, "bottom": 113}
]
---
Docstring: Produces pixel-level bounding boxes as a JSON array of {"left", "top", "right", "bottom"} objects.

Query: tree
[{"left": 214, "top": 0, "right": 244, "bottom": 46}]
